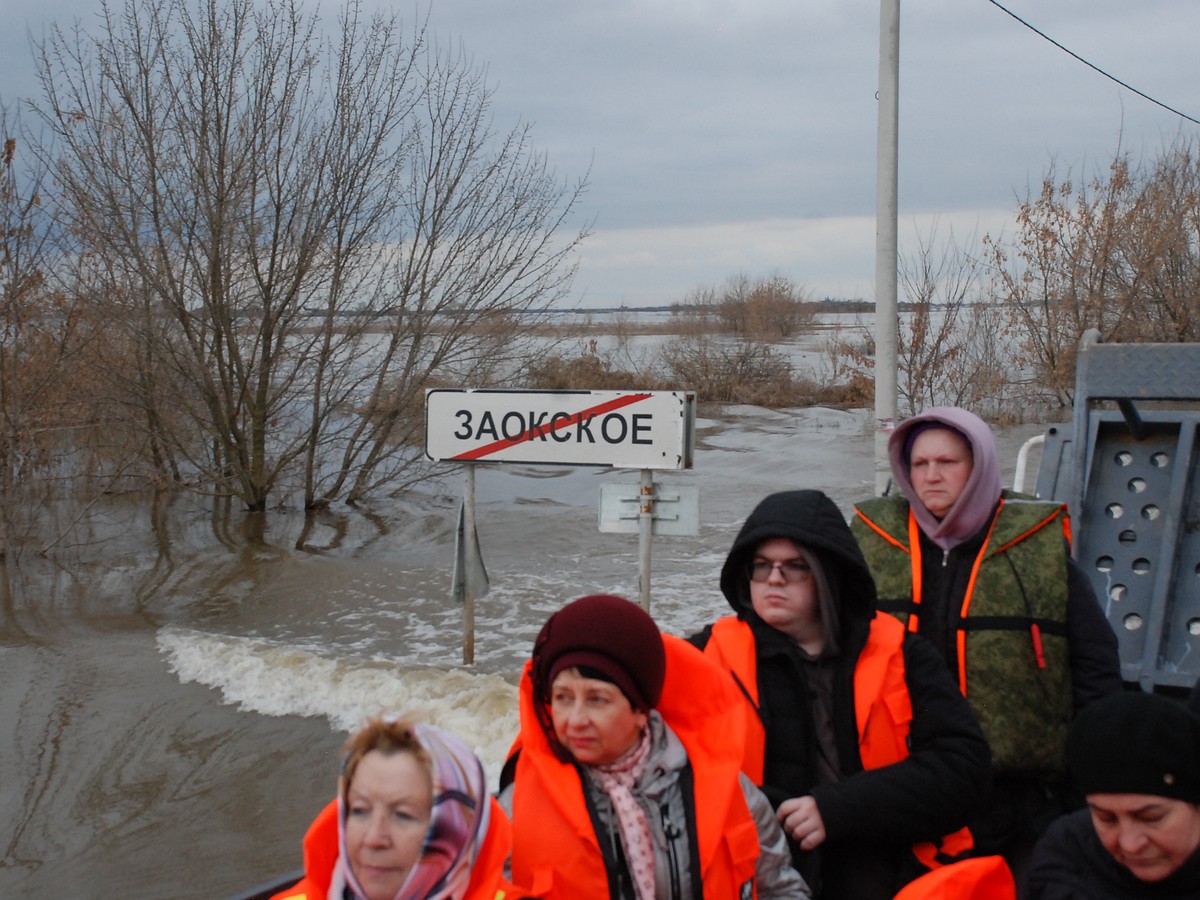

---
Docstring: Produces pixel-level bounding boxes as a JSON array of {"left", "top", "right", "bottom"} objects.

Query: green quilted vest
[{"left": 852, "top": 494, "right": 1073, "bottom": 776}]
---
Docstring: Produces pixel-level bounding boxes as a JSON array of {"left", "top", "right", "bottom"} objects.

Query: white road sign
[{"left": 425, "top": 389, "right": 696, "bottom": 469}]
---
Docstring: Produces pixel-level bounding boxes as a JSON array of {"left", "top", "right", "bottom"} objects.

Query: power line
[{"left": 984, "top": 0, "right": 1200, "bottom": 127}]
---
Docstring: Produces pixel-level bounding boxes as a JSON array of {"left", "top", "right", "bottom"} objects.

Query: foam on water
[{"left": 156, "top": 626, "right": 520, "bottom": 785}]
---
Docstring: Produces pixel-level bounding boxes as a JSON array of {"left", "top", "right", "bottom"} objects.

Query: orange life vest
[
  {"left": 702, "top": 614, "right": 972, "bottom": 869},
  {"left": 508, "top": 634, "right": 762, "bottom": 899},
  {"left": 270, "top": 795, "right": 522, "bottom": 900},
  {"left": 891, "top": 855, "right": 1016, "bottom": 900}
]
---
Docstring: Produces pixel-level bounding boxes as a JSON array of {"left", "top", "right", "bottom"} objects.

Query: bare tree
[
  {"left": 894, "top": 225, "right": 1012, "bottom": 418},
  {"left": 658, "top": 334, "right": 796, "bottom": 406},
  {"left": 818, "top": 226, "right": 1014, "bottom": 419},
  {"left": 742, "top": 274, "right": 816, "bottom": 338},
  {"left": 895, "top": 226, "right": 972, "bottom": 415},
  {"left": 34, "top": 0, "right": 587, "bottom": 511},
  {"left": 670, "top": 283, "right": 720, "bottom": 333},
  {"left": 984, "top": 140, "right": 1200, "bottom": 407},
  {"left": 672, "top": 273, "right": 816, "bottom": 339},
  {"left": 0, "top": 105, "right": 99, "bottom": 556},
  {"left": 1108, "top": 146, "right": 1200, "bottom": 342}
]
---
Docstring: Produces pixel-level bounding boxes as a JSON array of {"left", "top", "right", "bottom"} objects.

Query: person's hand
[{"left": 777, "top": 795, "right": 826, "bottom": 851}]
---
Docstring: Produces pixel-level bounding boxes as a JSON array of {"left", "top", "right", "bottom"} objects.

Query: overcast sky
[{"left": 5, "top": 0, "right": 1200, "bottom": 308}]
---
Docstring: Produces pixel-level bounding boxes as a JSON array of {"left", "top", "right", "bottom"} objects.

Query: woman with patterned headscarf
[{"left": 272, "top": 718, "right": 526, "bottom": 900}]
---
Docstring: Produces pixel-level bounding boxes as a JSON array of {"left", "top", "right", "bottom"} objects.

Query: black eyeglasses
[{"left": 749, "top": 559, "right": 811, "bottom": 584}]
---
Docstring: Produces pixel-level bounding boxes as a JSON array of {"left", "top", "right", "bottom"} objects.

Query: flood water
[{"left": 0, "top": 403, "right": 1048, "bottom": 898}]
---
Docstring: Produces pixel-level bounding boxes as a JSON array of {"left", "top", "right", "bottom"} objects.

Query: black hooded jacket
[{"left": 690, "top": 490, "right": 991, "bottom": 898}]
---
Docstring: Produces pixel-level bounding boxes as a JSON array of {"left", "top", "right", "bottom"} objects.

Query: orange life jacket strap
[
  {"left": 906, "top": 510, "right": 924, "bottom": 632},
  {"left": 855, "top": 508, "right": 910, "bottom": 552},
  {"left": 954, "top": 501, "right": 1006, "bottom": 694},
  {"left": 912, "top": 824, "right": 975, "bottom": 870}
]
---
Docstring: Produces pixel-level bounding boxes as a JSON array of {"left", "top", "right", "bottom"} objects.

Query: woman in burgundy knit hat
[{"left": 498, "top": 593, "right": 810, "bottom": 899}]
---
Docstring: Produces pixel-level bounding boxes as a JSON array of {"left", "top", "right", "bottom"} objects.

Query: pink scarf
[{"left": 590, "top": 726, "right": 656, "bottom": 900}]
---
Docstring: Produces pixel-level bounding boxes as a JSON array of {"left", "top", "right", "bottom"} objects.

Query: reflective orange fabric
[
  {"left": 509, "top": 634, "right": 761, "bottom": 899},
  {"left": 891, "top": 854, "right": 1016, "bottom": 900},
  {"left": 703, "top": 614, "right": 972, "bottom": 870}
]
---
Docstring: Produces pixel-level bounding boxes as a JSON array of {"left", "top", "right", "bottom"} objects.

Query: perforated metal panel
[
  {"left": 1073, "top": 414, "right": 1200, "bottom": 689},
  {"left": 1041, "top": 332, "right": 1200, "bottom": 690}
]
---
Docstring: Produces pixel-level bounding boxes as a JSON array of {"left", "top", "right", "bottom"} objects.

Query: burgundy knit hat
[{"left": 531, "top": 594, "right": 666, "bottom": 712}]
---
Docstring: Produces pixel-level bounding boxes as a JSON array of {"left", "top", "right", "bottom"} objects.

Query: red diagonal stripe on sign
[{"left": 451, "top": 393, "right": 654, "bottom": 461}]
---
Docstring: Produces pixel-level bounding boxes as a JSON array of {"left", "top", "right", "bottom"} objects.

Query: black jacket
[
  {"left": 911, "top": 510, "right": 1121, "bottom": 714},
  {"left": 690, "top": 490, "right": 991, "bottom": 900},
  {"left": 1027, "top": 808, "right": 1200, "bottom": 900},
  {"left": 907, "top": 502, "right": 1122, "bottom": 878}
]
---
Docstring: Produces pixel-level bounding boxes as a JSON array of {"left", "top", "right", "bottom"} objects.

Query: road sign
[
  {"left": 425, "top": 389, "right": 695, "bottom": 469},
  {"left": 598, "top": 482, "right": 700, "bottom": 535}
]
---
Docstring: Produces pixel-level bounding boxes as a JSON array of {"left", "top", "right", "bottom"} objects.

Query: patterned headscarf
[{"left": 334, "top": 722, "right": 490, "bottom": 900}]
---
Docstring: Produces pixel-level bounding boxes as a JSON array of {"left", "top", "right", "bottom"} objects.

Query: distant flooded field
[{"left": 0, "top": 307, "right": 1049, "bottom": 898}]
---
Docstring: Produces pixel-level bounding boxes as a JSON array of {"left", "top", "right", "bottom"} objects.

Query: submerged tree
[
  {"left": 34, "top": 0, "right": 587, "bottom": 511},
  {"left": 0, "top": 105, "right": 104, "bottom": 557},
  {"left": 895, "top": 226, "right": 1010, "bottom": 419},
  {"left": 820, "top": 225, "right": 1014, "bottom": 420}
]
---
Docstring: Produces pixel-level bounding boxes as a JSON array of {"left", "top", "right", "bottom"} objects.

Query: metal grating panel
[
  {"left": 1073, "top": 415, "right": 1200, "bottom": 688},
  {"left": 1032, "top": 424, "right": 1072, "bottom": 501},
  {"left": 1058, "top": 332, "right": 1200, "bottom": 690},
  {"left": 1071, "top": 342, "right": 1200, "bottom": 400}
]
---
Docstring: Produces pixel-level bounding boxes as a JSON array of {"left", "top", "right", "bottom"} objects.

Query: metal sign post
[
  {"left": 462, "top": 465, "right": 476, "bottom": 664},
  {"left": 638, "top": 470, "right": 654, "bottom": 611},
  {"left": 429, "top": 389, "right": 697, "bottom": 642},
  {"left": 450, "top": 464, "right": 490, "bottom": 665},
  {"left": 599, "top": 476, "right": 700, "bottom": 610}
]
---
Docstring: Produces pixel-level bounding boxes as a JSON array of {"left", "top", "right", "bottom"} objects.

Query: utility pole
[{"left": 874, "top": 0, "right": 900, "bottom": 495}]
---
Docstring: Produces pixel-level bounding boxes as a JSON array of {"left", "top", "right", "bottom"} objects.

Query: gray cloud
[{"left": 5, "top": 0, "right": 1199, "bottom": 306}]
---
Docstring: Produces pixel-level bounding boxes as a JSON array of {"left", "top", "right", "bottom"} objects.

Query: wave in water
[{"left": 156, "top": 626, "right": 520, "bottom": 785}]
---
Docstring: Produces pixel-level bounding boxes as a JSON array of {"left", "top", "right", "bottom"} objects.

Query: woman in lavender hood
[{"left": 851, "top": 406, "right": 1121, "bottom": 890}]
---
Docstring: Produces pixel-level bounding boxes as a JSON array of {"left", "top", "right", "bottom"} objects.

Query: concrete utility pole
[{"left": 874, "top": 0, "right": 900, "bottom": 495}]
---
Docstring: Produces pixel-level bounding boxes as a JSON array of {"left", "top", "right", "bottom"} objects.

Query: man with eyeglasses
[{"left": 689, "top": 489, "right": 994, "bottom": 900}]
